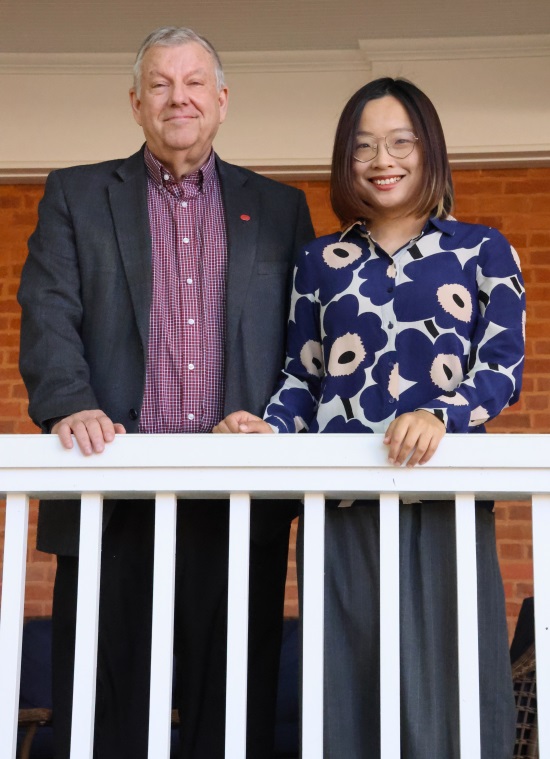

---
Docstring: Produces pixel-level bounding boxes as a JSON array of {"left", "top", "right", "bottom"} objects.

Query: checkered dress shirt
[{"left": 139, "top": 147, "right": 227, "bottom": 433}]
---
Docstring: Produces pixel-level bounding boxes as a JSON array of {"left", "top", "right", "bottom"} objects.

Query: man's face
[{"left": 130, "top": 42, "right": 228, "bottom": 176}]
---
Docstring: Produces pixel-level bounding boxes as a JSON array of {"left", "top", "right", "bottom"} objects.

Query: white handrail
[{"left": 1, "top": 433, "right": 549, "bottom": 759}]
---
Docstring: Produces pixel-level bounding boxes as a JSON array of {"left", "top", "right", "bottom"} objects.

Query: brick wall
[
  {"left": 0, "top": 185, "right": 55, "bottom": 617},
  {"left": 1, "top": 168, "right": 549, "bottom": 634}
]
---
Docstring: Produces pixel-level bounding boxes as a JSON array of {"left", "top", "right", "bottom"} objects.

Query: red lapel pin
[{"left": 240, "top": 214, "right": 251, "bottom": 221}]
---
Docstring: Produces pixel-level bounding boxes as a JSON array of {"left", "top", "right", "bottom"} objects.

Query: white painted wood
[
  {"left": 379, "top": 493, "right": 400, "bottom": 759},
  {"left": 1, "top": 39, "right": 550, "bottom": 174},
  {"left": 0, "top": 494, "right": 29, "bottom": 759},
  {"left": 70, "top": 493, "right": 103, "bottom": 759},
  {"left": 0, "top": 435, "right": 548, "bottom": 759},
  {"left": 455, "top": 494, "right": 481, "bottom": 759},
  {"left": 225, "top": 493, "right": 251, "bottom": 759},
  {"left": 0, "top": 435, "right": 548, "bottom": 501},
  {"left": 532, "top": 494, "right": 550, "bottom": 759},
  {"left": 302, "top": 493, "right": 325, "bottom": 759},
  {"left": 148, "top": 494, "right": 178, "bottom": 759}
]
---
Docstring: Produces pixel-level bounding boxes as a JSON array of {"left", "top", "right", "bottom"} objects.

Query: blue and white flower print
[{"left": 265, "top": 216, "right": 525, "bottom": 435}]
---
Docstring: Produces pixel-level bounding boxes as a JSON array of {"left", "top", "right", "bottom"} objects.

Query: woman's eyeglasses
[{"left": 353, "top": 129, "right": 419, "bottom": 163}]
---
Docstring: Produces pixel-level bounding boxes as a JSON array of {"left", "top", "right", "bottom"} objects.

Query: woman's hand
[
  {"left": 212, "top": 411, "right": 274, "bottom": 434},
  {"left": 383, "top": 410, "right": 445, "bottom": 466}
]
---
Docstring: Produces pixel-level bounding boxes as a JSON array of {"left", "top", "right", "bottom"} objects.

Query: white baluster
[
  {"left": 379, "top": 493, "right": 400, "bottom": 758},
  {"left": 532, "top": 494, "right": 550, "bottom": 758},
  {"left": 0, "top": 493, "right": 29, "bottom": 759},
  {"left": 225, "top": 493, "right": 251, "bottom": 759},
  {"left": 455, "top": 493, "right": 481, "bottom": 759},
  {"left": 148, "top": 493, "right": 177, "bottom": 759},
  {"left": 302, "top": 493, "right": 325, "bottom": 759},
  {"left": 70, "top": 493, "right": 103, "bottom": 759}
]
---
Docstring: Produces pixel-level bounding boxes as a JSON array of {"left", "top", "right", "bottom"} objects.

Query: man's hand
[
  {"left": 52, "top": 409, "right": 126, "bottom": 455},
  {"left": 213, "top": 411, "right": 274, "bottom": 434},
  {"left": 383, "top": 410, "right": 445, "bottom": 467}
]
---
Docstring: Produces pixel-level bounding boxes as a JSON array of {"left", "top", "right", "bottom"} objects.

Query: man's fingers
[
  {"left": 51, "top": 409, "right": 121, "bottom": 455},
  {"left": 53, "top": 420, "right": 75, "bottom": 450}
]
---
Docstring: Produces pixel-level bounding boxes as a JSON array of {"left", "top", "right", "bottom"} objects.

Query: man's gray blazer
[{"left": 18, "top": 148, "right": 314, "bottom": 556}]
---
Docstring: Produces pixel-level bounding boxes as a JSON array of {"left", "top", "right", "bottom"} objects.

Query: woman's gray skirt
[{"left": 312, "top": 500, "right": 516, "bottom": 759}]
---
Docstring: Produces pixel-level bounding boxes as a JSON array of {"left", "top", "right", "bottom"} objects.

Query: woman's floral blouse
[{"left": 264, "top": 217, "right": 526, "bottom": 435}]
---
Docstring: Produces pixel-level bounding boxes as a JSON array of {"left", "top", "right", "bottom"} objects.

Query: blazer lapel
[
  {"left": 108, "top": 150, "right": 152, "bottom": 352},
  {"left": 217, "top": 157, "right": 261, "bottom": 352}
]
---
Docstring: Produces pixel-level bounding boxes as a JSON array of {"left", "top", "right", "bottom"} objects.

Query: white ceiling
[{"left": 2, "top": 0, "right": 549, "bottom": 54}]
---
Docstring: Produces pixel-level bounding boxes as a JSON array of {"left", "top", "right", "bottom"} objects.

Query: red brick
[
  {"left": 515, "top": 583, "right": 535, "bottom": 599},
  {"left": 500, "top": 561, "right": 533, "bottom": 581},
  {"left": 498, "top": 543, "right": 525, "bottom": 560},
  {"left": 0, "top": 195, "right": 22, "bottom": 209},
  {"left": 506, "top": 504, "right": 533, "bottom": 521},
  {"left": 524, "top": 358, "right": 550, "bottom": 374},
  {"left": 525, "top": 394, "right": 549, "bottom": 411},
  {"left": 497, "top": 524, "right": 534, "bottom": 541},
  {"left": 529, "top": 232, "right": 550, "bottom": 247}
]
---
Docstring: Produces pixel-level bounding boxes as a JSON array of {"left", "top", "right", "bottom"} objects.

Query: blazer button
[{"left": 129, "top": 408, "right": 139, "bottom": 421}]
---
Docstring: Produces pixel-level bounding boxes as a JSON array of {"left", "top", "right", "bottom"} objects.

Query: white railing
[{"left": 0, "top": 433, "right": 549, "bottom": 759}]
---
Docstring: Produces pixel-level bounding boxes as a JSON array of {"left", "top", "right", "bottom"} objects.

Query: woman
[{"left": 214, "top": 78, "right": 525, "bottom": 758}]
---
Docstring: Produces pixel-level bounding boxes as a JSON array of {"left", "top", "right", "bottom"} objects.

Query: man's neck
[{"left": 148, "top": 146, "right": 213, "bottom": 180}]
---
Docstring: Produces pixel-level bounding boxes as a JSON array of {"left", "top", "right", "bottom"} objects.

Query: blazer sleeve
[{"left": 18, "top": 170, "right": 99, "bottom": 430}]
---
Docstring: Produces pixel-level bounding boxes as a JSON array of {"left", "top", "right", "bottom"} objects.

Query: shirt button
[
  {"left": 188, "top": 413, "right": 195, "bottom": 421},
  {"left": 388, "top": 322, "right": 394, "bottom": 329},
  {"left": 188, "top": 318, "right": 195, "bottom": 325},
  {"left": 163, "top": 173, "right": 170, "bottom": 181},
  {"left": 183, "top": 237, "right": 190, "bottom": 244},
  {"left": 181, "top": 201, "right": 187, "bottom": 208},
  {"left": 188, "top": 363, "right": 195, "bottom": 370},
  {"left": 387, "top": 286, "right": 394, "bottom": 293},
  {"left": 187, "top": 278, "right": 193, "bottom": 284}
]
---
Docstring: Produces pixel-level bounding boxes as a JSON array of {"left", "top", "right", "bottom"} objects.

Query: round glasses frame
[{"left": 353, "top": 131, "right": 419, "bottom": 163}]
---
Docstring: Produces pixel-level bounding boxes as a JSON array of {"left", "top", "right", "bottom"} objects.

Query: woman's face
[{"left": 352, "top": 95, "right": 423, "bottom": 222}]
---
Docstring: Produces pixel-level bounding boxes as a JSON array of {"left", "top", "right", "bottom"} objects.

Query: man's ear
[
  {"left": 129, "top": 88, "right": 142, "bottom": 126},
  {"left": 218, "top": 86, "right": 229, "bottom": 125}
]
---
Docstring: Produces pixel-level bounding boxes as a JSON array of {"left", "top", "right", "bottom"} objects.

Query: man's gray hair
[{"left": 133, "top": 26, "right": 225, "bottom": 96}]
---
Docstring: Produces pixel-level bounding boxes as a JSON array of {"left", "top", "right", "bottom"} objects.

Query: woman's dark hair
[{"left": 330, "top": 77, "right": 454, "bottom": 228}]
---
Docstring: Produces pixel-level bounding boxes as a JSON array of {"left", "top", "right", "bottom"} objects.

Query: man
[{"left": 18, "top": 26, "right": 314, "bottom": 759}]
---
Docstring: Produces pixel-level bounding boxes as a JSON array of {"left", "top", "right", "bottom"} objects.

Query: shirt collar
[
  {"left": 339, "top": 214, "right": 457, "bottom": 242},
  {"left": 144, "top": 146, "right": 216, "bottom": 197}
]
